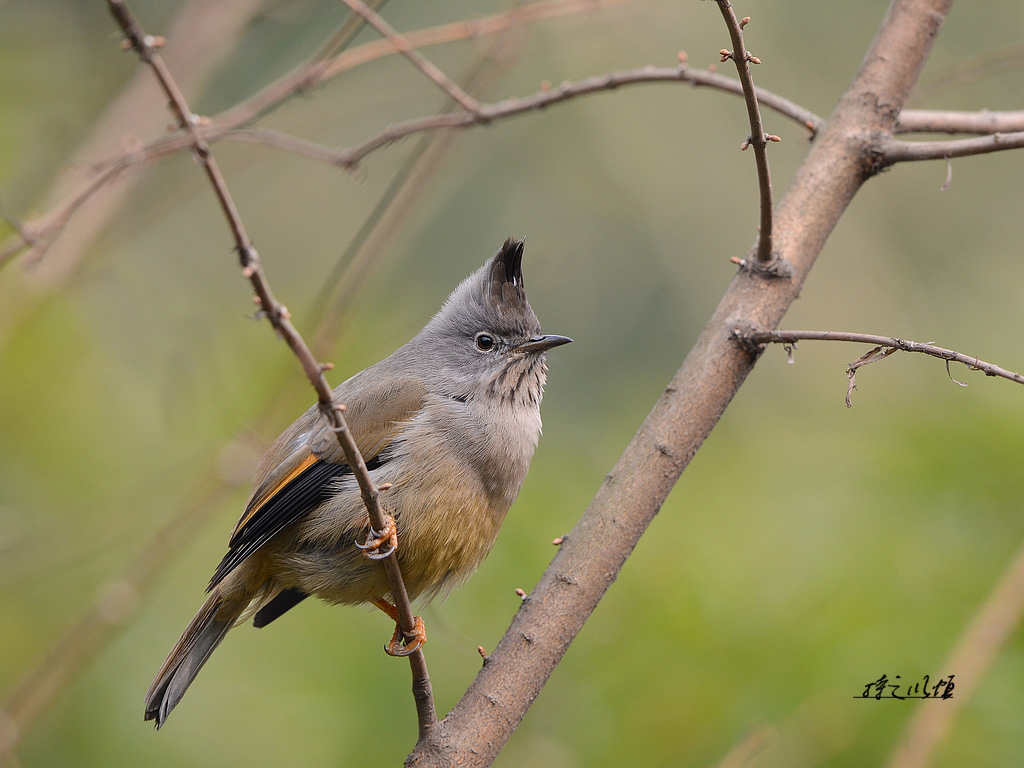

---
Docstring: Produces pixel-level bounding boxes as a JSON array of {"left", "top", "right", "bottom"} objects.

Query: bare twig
[
  {"left": 715, "top": 1, "right": 775, "bottom": 263},
  {"left": 0, "top": 60, "right": 820, "bottom": 270},
  {"left": 105, "top": 0, "right": 435, "bottom": 734},
  {"left": 342, "top": 64, "right": 819, "bottom": 168},
  {"left": 887, "top": 536, "right": 1024, "bottom": 768},
  {"left": 0, "top": 24, "right": 523, "bottom": 763},
  {"left": 0, "top": 102, "right": 456, "bottom": 768},
  {"left": 309, "top": 0, "right": 388, "bottom": 67},
  {"left": 897, "top": 108, "right": 1024, "bottom": 135},
  {"left": 0, "top": 0, "right": 631, "bottom": 269},
  {"left": 740, "top": 329, "right": 1024, "bottom": 406},
  {"left": 0, "top": 0, "right": 273, "bottom": 285},
  {"left": 341, "top": 0, "right": 480, "bottom": 113},
  {"left": 409, "top": 0, "right": 956, "bottom": 763},
  {"left": 880, "top": 130, "right": 1024, "bottom": 163},
  {"left": 212, "top": 0, "right": 633, "bottom": 137}
]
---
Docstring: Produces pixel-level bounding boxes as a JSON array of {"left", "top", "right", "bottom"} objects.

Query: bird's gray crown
[{"left": 426, "top": 238, "right": 542, "bottom": 340}]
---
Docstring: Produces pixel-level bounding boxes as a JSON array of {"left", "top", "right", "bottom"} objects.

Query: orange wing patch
[{"left": 232, "top": 451, "right": 319, "bottom": 539}]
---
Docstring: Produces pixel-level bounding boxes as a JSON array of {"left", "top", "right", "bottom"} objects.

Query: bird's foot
[
  {"left": 356, "top": 514, "right": 397, "bottom": 560},
  {"left": 385, "top": 615, "right": 427, "bottom": 657},
  {"left": 372, "top": 598, "right": 427, "bottom": 657}
]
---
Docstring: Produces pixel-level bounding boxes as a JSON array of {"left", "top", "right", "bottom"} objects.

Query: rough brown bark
[{"left": 406, "top": 0, "right": 954, "bottom": 764}]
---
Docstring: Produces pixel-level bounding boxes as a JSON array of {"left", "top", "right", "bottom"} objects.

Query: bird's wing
[{"left": 207, "top": 376, "right": 427, "bottom": 590}]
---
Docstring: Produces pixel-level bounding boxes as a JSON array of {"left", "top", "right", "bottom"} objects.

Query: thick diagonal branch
[{"left": 407, "top": 0, "right": 954, "bottom": 764}]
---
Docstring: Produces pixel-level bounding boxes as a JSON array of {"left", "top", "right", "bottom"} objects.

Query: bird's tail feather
[{"left": 144, "top": 592, "right": 243, "bottom": 728}]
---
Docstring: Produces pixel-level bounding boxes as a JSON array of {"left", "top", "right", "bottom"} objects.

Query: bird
[{"left": 144, "top": 238, "right": 571, "bottom": 728}]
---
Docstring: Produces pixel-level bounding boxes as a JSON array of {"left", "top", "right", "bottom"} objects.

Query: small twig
[
  {"left": 224, "top": 127, "right": 361, "bottom": 167},
  {"left": 341, "top": 0, "right": 481, "bottom": 113},
  {"left": 740, "top": 329, "right": 1024, "bottom": 406},
  {"left": 845, "top": 344, "right": 898, "bottom": 407},
  {"left": 715, "top": 1, "right": 775, "bottom": 263},
  {"left": 0, "top": 62, "right": 821, "bottom": 270},
  {"left": 880, "top": 130, "right": 1024, "bottom": 163},
  {"left": 0, "top": 0, "right": 633, "bottom": 269},
  {"left": 214, "top": 0, "right": 633, "bottom": 134},
  {"left": 896, "top": 108, "right": 1024, "bottom": 135},
  {"left": 0, "top": 22, "right": 497, "bottom": 757},
  {"left": 106, "top": 0, "right": 435, "bottom": 733},
  {"left": 939, "top": 157, "right": 953, "bottom": 190},
  {"left": 342, "top": 64, "right": 818, "bottom": 168}
]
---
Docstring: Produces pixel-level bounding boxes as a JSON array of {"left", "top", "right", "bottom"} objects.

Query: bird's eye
[{"left": 474, "top": 333, "right": 495, "bottom": 351}]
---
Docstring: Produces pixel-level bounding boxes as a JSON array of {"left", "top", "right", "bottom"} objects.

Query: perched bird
[{"left": 144, "top": 238, "right": 571, "bottom": 728}]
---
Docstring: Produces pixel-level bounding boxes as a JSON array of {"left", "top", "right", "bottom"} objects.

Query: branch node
[
  {"left": 734, "top": 253, "right": 792, "bottom": 279},
  {"left": 729, "top": 322, "right": 768, "bottom": 358}
]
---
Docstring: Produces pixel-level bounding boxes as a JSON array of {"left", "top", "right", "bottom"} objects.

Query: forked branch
[{"left": 739, "top": 329, "right": 1024, "bottom": 406}]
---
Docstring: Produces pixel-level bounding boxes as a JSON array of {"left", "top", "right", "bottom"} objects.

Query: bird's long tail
[{"left": 144, "top": 591, "right": 245, "bottom": 728}]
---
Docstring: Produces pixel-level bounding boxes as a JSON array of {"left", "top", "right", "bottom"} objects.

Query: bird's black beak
[{"left": 512, "top": 334, "right": 573, "bottom": 354}]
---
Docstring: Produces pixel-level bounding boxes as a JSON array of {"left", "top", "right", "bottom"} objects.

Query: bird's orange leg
[{"left": 372, "top": 598, "right": 427, "bottom": 657}]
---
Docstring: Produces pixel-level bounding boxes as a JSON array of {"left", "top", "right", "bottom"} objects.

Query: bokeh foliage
[{"left": 1, "top": 1, "right": 1023, "bottom": 766}]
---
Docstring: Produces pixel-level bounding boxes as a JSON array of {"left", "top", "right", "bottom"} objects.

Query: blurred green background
[{"left": 2, "top": 1, "right": 1024, "bottom": 766}]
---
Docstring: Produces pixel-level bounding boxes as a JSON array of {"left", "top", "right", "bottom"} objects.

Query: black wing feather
[{"left": 207, "top": 456, "right": 384, "bottom": 590}]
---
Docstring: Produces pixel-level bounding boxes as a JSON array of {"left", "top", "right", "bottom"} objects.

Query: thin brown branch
[
  {"left": 897, "top": 108, "right": 1024, "bottom": 135},
  {"left": 887, "top": 536, "right": 1024, "bottom": 768},
  {"left": 105, "top": 0, "right": 435, "bottom": 734},
  {"left": 1, "top": 55, "right": 819, "bottom": 271},
  {"left": 311, "top": 0, "right": 388, "bottom": 64},
  {"left": 341, "top": 0, "right": 481, "bottom": 113},
  {"left": 741, "top": 329, "right": 1024, "bottom": 391},
  {"left": 219, "top": 65, "right": 820, "bottom": 170},
  {"left": 0, "top": 0, "right": 631, "bottom": 269},
  {"left": 224, "top": 128, "right": 360, "bottom": 167},
  {"left": 344, "top": 64, "right": 820, "bottom": 167},
  {"left": 0, "top": 46, "right": 487, "bottom": 754},
  {"left": 213, "top": 0, "right": 633, "bottom": 136},
  {"left": 715, "top": 1, "right": 775, "bottom": 263},
  {"left": 409, "top": 0, "right": 955, "bottom": 763},
  {"left": 0, "top": 0, "right": 272, "bottom": 283},
  {"left": 881, "top": 130, "right": 1024, "bottom": 162}
]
